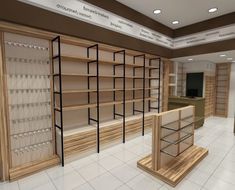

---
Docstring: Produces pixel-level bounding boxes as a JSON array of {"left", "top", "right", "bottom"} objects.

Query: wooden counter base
[{"left": 137, "top": 145, "right": 208, "bottom": 187}]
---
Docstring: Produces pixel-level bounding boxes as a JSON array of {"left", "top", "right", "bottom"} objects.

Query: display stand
[{"left": 137, "top": 106, "right": 208, "bottom": 187}]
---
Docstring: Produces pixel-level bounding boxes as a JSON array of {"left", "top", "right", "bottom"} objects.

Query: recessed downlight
[
  {"left": 227, "top": 58, "right": 233, "bottom": 60},
  {"left": 219, "top": 54, "right": 226, "bottom": 57},
  {"left": 172, "top": 20, "right": 179, "bottom": 25},
  {"left": 188, "top": 58, "right": 193, "bottom": 61},
  {"left": 208, "top": 7, "right": 218, "bottom": 13},
  {"left": 153, "top": 9, "right": 161, "bottom": 15}
]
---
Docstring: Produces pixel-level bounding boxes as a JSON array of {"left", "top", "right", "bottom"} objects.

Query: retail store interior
[{"left": 0, "top": 0, "right": 235, "bottom": 190}]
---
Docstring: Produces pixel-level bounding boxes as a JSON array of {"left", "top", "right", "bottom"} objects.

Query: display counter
[{"left": 168, "top": 96, "right": 205, "bottom": 128}]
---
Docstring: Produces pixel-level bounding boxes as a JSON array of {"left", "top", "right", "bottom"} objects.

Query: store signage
[{"left": 19, "top": 0, "right": 235, "bottom": 49}]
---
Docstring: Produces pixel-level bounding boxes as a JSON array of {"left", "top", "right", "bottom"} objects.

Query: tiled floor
[{"left": 1, "top": 117, "right": 235, "bottom": 190}]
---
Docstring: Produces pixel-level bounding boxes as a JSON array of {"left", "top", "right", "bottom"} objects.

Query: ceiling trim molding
[
  {"left": 84, "top": 0, "right": 174, "bottom": 37},
  {"left": 174, "top": 12, "right": 235, "bottom": 37},
  {"left": 173, "top": 38, "right": 235, "bottom": 58},
  {"left": 17, "top": 0, "right": 235, "bottom": 50}
]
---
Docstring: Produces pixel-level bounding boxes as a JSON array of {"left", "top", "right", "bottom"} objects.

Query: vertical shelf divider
[
  {"left": 133, "top": 54, "right": 145, "bottom": 136},
  {"left": 113, "top": 50, "right": 126, "bottom": 143},
  {"left": 87, "top": 44, "right": 100, "bottom": 152},
  {"left": 51, "top": 36, "right": 64, "bottom": 166},
  {"left": 148, "top": 58, "right": 161, "bottom": 113}
]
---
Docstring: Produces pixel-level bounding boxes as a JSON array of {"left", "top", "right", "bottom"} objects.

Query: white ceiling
[
  {"left": 172, "top": 50, "right": 235, "bottom": 63},
  {"left": 116, "top": 0, "right": 235, "bottom": 29}
]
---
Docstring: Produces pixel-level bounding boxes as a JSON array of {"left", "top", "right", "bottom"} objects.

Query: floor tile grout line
[
  {"left": 45, "top": 170, "right": 59, "bottom": 190},
  {"left": 201, "top": 137, "right": 235, "bottom": 188}
]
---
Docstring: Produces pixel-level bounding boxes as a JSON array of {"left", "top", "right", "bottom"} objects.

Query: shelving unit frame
[
  {"left": 51, "top": 36, "right": 163, "bottom": 163},
  {"left": 133, "top": 54, "right": 145, "bottom": 136},
  {"left": 0, "top": 21, "right": 168, "bottom": 180}
]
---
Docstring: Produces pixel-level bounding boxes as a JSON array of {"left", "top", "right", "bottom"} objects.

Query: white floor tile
[
  {"left": 46, "top": 164, "right": 74, "bottom": 180},
  {"left": 52, "top": 170, "right": 86, "bottom": 190},
  {"left": 186, "top": 169, "right": 211, "bottom": 186},
  {"left": 0, "top": 181, "right": 19, "bottom": 190},
  {"left": 116, "top": 184, "right": 132, "bottom": 190},
  {"left": 165, "top": 179, "right": 202, "bottom": 190},
  {"left": 18, "top": 172, "right": 50, "bottom": 190},
  {"left": 213, "top": 168, "right": 235, "bottom": 185},
  {"left": 70, "top": 157, "right": 94, "bottom": 169},
  {"left": 98, "top": 155, "right": 124, "bottom": 170},
  {"left": 73, "top": 183, "right": 94, "bottom": 190},
  {"left": 203, "top": 176, "right": 235, "bottom": 190},
  {"left": 127, "top": 173, "right": 162, "bottom": 190},
  {"left": 109, "top": 164, "right": 140, "bottom": 183},
  {"left": 112, "top": 150, "right": 138, "bottom": 162},
  {"left": 89, "top": 173, "right": 122, "bottom": 190},
  {"left": 127, "top": 144, "right": 151, "bottom": 156},
  {"left": 77, "top": 162, "right": 107, "bottom": 181},
  {"left": 32, "top": 182, "right": 56, "bottom": 190}
]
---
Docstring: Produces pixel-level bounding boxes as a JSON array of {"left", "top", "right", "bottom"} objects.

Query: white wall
[
  {"left": 228, "top": 63, "right": 235, "bottom": 118},
  {"left": 183, "top": 61, "right": 216, "bottom": 76},
  {"left": 178, "top": 61, "right": 216, "bottom": 97}
]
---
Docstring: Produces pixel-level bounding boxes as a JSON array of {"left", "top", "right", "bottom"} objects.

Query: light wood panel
[
  {"left": 138, "top": 106, "right": 208, "bottom": 187},
  {"left": 205, "top": 76, "right": 215, "bottom": 117},
  {"left": 0, "top": 32, "right": 10, "bottom": 181},
  {"left": 138, "top": 145, "right": 208, "bottom": 187},
  {"left": 214, "top": 63, "right": 231, "bottom": 117},
  {"left": 162, "top": 60, "right": 170, "bottom": 111},
  {"left": 9, "top": 155, "right": 59, "bottom": 181},
  {"left": 63, "top": 115, "right": 154, "bottom": 158}
]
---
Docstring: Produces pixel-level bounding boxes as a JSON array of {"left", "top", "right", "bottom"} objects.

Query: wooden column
[
  {"left": 162, "top": 59, "right": 170, "bottom": 111},
  {"left": 0, "top": 32, "right": 9, "bottom": 181}
]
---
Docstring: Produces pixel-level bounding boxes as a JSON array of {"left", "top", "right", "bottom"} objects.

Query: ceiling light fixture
[
  {"left": 208, "top": 7, "right": 218, "bottom": 13},
  {"left": 188, "top": 58, "right": 193, "bottom": 61},
  {"left": 153, "top": 9, "right": 161, "bottom": 15},
  {"left": 172, "top": 20, "right": 179, "bottom": 25},
  {"left": 219, "top": 54, "right": 226, "bottom": 57},
  {"left": 227, "top": 58, "right": 233, "bottom": 60}
]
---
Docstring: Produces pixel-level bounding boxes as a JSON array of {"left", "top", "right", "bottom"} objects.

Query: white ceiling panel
[{"left": 116, "top": 0, "right": 235, "bottom": 29}]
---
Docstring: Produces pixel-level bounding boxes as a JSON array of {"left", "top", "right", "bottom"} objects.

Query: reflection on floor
[{"left": 1, "top": 117, "right": 235, "bottom": 190}]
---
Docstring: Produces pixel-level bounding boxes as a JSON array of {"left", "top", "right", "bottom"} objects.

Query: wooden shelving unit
[
  {"left": 214, "top": 63, "right": 231, "bottom": 117},
  {"left": 51, "top": 36, "right": 162, "bottom": 165},
  {"left": 205, "top": 76, "right": 215, "bottom": 117},
  {"left": 138, "top": 106, "right": 208, "bottom": 187}
]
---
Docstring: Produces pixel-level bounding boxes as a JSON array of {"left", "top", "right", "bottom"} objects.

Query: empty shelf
[
  {"left": 59, "top": 87, "right": 160, "bottom": 94},
  {"left": 56, "top": 97, "right": 159, "bottom": 111}
]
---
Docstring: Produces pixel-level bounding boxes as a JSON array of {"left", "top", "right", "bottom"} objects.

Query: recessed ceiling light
[
  {"left": 172, "top": 20, "right": 179, "bottom": 25},
  {"left": 219, "top": 54, "right": 226, "bottom": 57},
  {"left": 188, "top": 58, "right": 193, "bottom": 61},
  {"left": 227, "top": 58, "right": 233, "bottom": 60},
  {"left": 153, "top": 9, "right": 161, "bottom": 14},
  {"left": 208, "top": 7, "right": 218, "bottom": 13}
]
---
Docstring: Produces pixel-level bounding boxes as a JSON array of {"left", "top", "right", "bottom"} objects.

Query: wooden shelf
[
  {"left": 60, "top": 55, "right": 159, "bottom": 69},
  {"left": 56, "top": 97, "right": 158, "bottom": 111},
  {"left": 60, "top": 73, "right": 159, "bottom": 80},
  {"left": 59, "top": 87, "right": 159, "bottom": 94},
  {"left": 61, "top": 55, "right": 123, "bottom": 66}
]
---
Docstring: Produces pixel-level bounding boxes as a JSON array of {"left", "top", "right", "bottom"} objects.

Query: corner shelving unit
[{"left": 51, "top": 36, "right": 162, "bottom": 165}]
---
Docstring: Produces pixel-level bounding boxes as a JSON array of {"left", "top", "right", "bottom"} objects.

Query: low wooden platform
[{"left": 137, "top": 145, "right": 208, "bottom": 187}]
